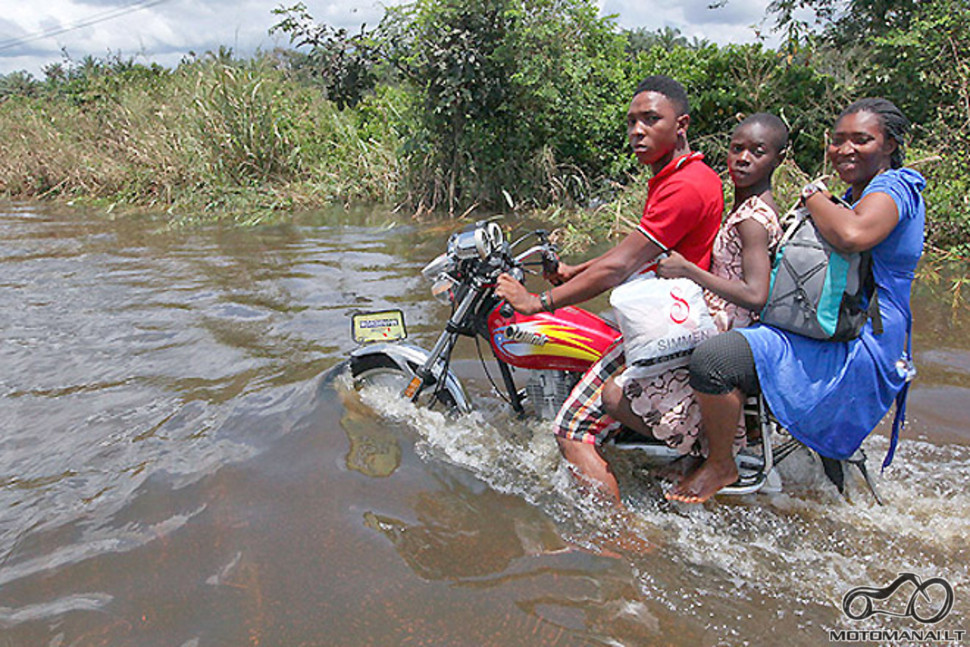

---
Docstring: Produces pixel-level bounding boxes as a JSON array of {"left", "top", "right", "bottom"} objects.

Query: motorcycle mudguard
[{"left": 349, "top": 343, "right": 472, "bottom": 413}]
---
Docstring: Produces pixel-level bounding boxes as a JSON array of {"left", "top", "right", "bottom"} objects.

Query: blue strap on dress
[{"left": 884, "top": 315, "right": 914, "bottom": 470}]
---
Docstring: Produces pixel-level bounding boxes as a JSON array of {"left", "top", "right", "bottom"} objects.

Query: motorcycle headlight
[
  {"left": 421, "top": 253, "right": 458, "bottom": 305},
  {"left": 431, "top": 275, "right": 457, "bottom": 305},
  {"left": 421, "top": 253, "right": 455, "bottom": 281},
  {"left": 448, "top": 222, "right": 504, "bottom": 260}
]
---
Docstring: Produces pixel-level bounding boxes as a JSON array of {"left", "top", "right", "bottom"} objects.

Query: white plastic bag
[{"left": 609, "top": 275, "right": 717, "bottom": 380}]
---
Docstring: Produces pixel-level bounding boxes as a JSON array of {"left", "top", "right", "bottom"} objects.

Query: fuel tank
[{"left": 487, "top": 305, "right": 620, "bottom": 372}]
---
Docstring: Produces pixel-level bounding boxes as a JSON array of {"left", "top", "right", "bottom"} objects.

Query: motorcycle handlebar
[
  {"left": 475, "top": 232, "right": 561, "bottom": 319},
  {"left": 510, "top": 238, "right": 559, "bottom": 276}
]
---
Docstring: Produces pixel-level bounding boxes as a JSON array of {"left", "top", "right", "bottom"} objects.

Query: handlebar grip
[{"left": 500, "top": 302, "right": 515, "bottom": 318}]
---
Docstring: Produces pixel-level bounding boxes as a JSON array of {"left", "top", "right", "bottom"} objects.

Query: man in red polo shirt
[{"left": 496, "top": 75, "right": 723, "bottom": 502}]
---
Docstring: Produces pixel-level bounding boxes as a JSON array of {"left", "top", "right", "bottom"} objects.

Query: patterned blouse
[{"left": 705, "top": 195, "right": 783, "bottom": 332}]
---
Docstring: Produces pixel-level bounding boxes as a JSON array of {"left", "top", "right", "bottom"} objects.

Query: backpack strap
[
  {"left": 832, "top": 191, "right": 884, "bottom": 336},
  {"left": 778, "top": 205, "right": 809, "bottom": 248}
]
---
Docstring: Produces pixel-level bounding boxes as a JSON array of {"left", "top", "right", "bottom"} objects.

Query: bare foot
[
  {"left": 665, "top": 458, "right": 738, "bottom": 503},
  {"left": 653, "top": 454, "right": 703, "bottom": 485}
]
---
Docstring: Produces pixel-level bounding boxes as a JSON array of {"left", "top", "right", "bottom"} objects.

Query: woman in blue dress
[{"left": 669, "top": 98, "right": 926, "bottom": 503}]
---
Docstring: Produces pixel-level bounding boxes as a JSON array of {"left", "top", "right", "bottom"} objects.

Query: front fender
[{"left": 350, "top": 343, "right": 472, "bottom": 414}]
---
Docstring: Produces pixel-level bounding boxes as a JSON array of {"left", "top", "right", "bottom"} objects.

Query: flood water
[{"left": 0, "top": 202, "right": 967, "bottom": 646}]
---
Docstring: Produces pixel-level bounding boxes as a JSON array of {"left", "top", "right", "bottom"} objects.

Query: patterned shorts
[
  {"left": 554, "top": 338, "right": 745, "bottom": 455},
  {"left": 553, "top": 340, "right": 624, "bottom": 445}
]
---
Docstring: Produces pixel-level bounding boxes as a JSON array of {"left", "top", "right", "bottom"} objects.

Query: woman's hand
[
  {"left": 495, "top": 273, "right": 541, "bottom": 315},
  {"left": 799, "top": 180, "right": 832, "bottom": 207},
  {"left": 656, "top": 251, "right": 695, "bottom": 280}
]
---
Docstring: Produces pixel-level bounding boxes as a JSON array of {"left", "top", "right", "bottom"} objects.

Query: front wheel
[{"left": 350, "top": 354, "right": 458, "bottom": 412}]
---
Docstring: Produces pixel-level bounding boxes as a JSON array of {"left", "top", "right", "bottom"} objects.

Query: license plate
[{"left": 351, "top": 310, "right": 407, "bottom": 344}]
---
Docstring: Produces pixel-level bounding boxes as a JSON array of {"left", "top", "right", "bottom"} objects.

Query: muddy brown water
[{"left": 0, "top": 202, "right": 967, "bottom": 646}]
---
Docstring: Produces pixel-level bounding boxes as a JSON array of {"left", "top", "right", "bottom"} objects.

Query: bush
[{"left": 371, "top": 0, "right": 629, "bottom": 214}]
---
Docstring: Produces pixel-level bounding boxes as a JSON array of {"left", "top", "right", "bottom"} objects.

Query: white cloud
[
  {"left": 1, "top": 0, "right": 777, "bottom": 77},
  {"left": 0, "top": 0, "right": 380, "bottom": 75},
  {"left": 600, "top": 0, "right": 776, "bottom": 43}
]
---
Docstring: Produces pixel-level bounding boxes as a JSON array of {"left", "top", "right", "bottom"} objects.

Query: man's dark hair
[
  {"left": 633, "top": 75, "right": 689, "bottom": 116},
  {"left": 737, "top": 112, "right": 789, "bottom": 153},
  {"left": 838, "top": 97, "right": 910, "bottom": 169}
]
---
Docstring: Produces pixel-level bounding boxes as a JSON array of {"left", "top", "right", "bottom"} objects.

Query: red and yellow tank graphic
[{"left": 487, "top": 305, "right": 620, "bottom": 372}]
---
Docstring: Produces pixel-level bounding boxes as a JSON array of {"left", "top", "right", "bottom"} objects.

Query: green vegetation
[
  {"left": 0, "top": 0, "right": 967, "bottom": 257},
  {"left": 0, "top": 50, "right": 407, "bottom": 223}
]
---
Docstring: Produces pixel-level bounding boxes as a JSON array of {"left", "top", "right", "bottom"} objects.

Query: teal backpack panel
[{"left": 819, "top": 251, "right": 851, "bottom": 337}]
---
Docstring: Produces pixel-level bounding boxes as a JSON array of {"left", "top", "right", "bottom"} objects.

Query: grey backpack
[{"left": 760, "top": 204, "right": 882, "bottom": 341}]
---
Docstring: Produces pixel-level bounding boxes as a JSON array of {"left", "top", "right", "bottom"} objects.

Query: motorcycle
[
  {"left": 349, "top": 220, "right": 618, "bottom": 421},
  {"left": 347, "top": 219, "right": 883, "bottom": 500}
]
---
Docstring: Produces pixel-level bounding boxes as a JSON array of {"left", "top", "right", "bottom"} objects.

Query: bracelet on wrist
[
  {"left": 539, "top": 290, "right": 555, "bottom": 313},
  {"left": 538, "top": 291, "right": 549, "bottom": 312},
  {"left": 800, "top": 179, "right": 831, "bottom": 205}
]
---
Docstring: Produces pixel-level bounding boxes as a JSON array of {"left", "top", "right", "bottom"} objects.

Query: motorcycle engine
[{"left": 525, "top": 370, "right": 580, "bottom": 420}]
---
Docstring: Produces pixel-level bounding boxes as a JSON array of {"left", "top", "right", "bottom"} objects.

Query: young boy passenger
[{"left": 495, "top": 75, "right": 724, "bottom": 502}]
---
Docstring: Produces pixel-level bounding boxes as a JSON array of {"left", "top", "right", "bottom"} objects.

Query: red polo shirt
[{"left": 636, "top": 151, "right": 723, "bottom": 271}]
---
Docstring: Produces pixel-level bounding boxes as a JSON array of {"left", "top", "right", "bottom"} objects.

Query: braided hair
[{"left": 838, "top": 98, "right": 910, "bottom": 169}]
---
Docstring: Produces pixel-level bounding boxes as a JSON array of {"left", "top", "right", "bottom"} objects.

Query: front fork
[
  {"left": 403, "top": 283, "right": 481, "bottom": 404},
  {"left": 496, "top": 360, "right": 524, "bottom": 415}
]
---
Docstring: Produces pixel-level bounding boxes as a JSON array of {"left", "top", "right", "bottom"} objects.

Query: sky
[{"left": 0, "top": 0, "right": 781, "bottom": 77}]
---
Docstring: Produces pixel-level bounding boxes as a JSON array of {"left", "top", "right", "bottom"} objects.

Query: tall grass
[{"left": 0, "top": 55, "right": 406, "bottom": 223}]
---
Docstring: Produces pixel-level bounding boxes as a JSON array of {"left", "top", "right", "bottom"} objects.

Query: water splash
[{"left": 351, "top": 374, "right": 969, "bottom": 632}]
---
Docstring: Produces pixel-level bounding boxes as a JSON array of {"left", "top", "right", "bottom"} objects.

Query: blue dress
[{"left": 738, "top": 168, "right": 926, "bottom": 462}]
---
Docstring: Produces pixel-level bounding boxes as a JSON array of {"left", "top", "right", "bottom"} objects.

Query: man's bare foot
[
  {"left": 665, "top": 458, "right": 738, "bottom": 503},
  {"left": 653, "top": 454, "right": 703, "bottom": 485}
]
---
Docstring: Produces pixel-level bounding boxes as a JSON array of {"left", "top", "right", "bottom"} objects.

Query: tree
[
  {"left": 271, "top": 3, "right": 377, "bottom": 108},
  {"left": 624, "top": 26, "right": 689, "bottom": 55},
  {"left": 0, "top": 71, "right": 39, "bottom": 99},
  {"left": 864, "top": 0, "right": 970, "bottom": 251},
  {"left": 766, "top": 0, "right": 921, "bottom": 45},
  {"left": 764, "top": 0, "right": 970, "bottom": 251},
  {"left": 374, "top": 0, "right": 628, "bottom": 213}
]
